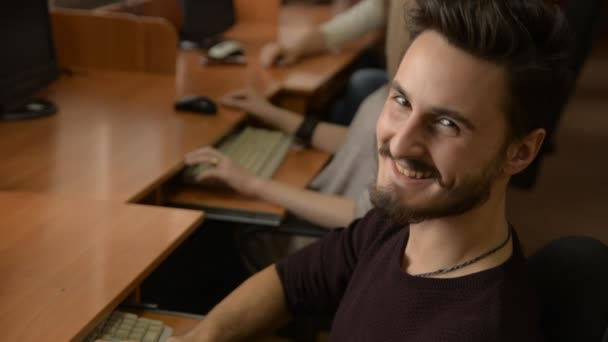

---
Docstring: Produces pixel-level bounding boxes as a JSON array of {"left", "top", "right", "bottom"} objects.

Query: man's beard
[{"left": 370, "top": 142, "right": 505, "bottom": 225}]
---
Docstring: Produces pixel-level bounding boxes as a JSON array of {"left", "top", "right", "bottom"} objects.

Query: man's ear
[{"left": 503, "top": 128, "right": 546, "bottom": 176}]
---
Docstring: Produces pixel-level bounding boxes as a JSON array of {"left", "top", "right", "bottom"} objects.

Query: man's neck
[{"left": 402, "top": 192, "right": 513, "bottom": 278}]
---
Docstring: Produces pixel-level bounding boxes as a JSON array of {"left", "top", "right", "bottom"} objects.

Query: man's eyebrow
[
  {"left": 391, "top": 81, "right": 408, "bottom": 97},
  {"left": 391, "top": 81, "right": 476, "bottom": 131}
]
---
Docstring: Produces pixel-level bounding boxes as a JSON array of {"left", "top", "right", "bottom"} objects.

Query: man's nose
[{"left": 390, "top": 112, "right": 428, "bottom": 159}]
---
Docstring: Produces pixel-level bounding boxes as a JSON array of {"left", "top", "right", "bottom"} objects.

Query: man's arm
[
  {"left": 259, "top": 29, "right": 328, "bottom": 67},
  {"left": 169, "top": 266, "right": 290, "bottom": 342},
  {"left": 220, "top": 88, "right": 348, "bottom": 154},
  {"left": 248, "top": 176, "right": 355, "bottom": 228},
  {"left": 260, "top": 0, "right": 387, "bottom": 67},
  {"left": 184, "top": 147, "right": 355, "bottom": 228}
]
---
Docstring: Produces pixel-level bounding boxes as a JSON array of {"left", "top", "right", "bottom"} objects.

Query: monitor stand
[{"left": 0, "top": 99, "right": 57, "bottom": 120}]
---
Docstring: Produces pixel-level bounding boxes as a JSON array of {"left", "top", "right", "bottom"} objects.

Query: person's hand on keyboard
[
  {"left": 259, "top": 27, "right": 325, "bottom": 68},
  {"left": 184, "top": 146, "right": 258, "bottom": 196},
  {"left": 220, "top": 87, "right": 275, "bottom": 119}
]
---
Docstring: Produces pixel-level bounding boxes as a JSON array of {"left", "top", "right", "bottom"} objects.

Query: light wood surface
[
  {"left": 51, "top": 8, "right": 178, "bottom": 73},
  {"left": 0, "top": 69, "right": 244, "bottom": 203},
  {"left": 0, "top": 191, "right": 203, "bottom": 342}
]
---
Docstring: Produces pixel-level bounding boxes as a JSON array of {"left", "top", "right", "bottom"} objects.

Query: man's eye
[
  {"left": 393, "top": 95, "right": 410, "bottom": 107},
  {"left": 438, "top": 118, "right": 456, "bottom": 128}
]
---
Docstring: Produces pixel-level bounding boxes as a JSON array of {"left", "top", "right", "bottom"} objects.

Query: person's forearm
[
  {"left": 290, "top": 28, "right": 329, "bottom": 58},
  {"left": 183, "top": 266, "right": 290, "bottom": 342},
  {"left": 251, "top": 105, "right": 302, "bottom": 135},
  {"left": 251, "top": 106, "right": 347, "bottom": 154},
  {"left": 320, "top": 0, "right": 387, "bottom": 50},
  {"left": 311, "top": 122, "right": 348, "bottom": 154},
  {"left": 247, "top": 178, "right": 355, "bottom": 228}
]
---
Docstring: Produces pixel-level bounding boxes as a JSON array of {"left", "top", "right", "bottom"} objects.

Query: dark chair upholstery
[
  {"left": 528, "top": 236, "right": 608, "bottom": 342},
  {"left": 236, "top": 216, "right": 329, "bottom": 272},
  {"left": 235, "top": 218, "right": 330, "bottom": 342}
]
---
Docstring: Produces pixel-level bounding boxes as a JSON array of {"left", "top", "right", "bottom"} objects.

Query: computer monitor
[
  {"left": 180, "top": 0, "right": 236, "bottom": 49},
  {"left": 0, "top": 0, "right": 59, "bottom": 120}
]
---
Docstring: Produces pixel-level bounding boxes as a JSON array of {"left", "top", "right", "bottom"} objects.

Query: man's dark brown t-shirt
[{"left": 276, "top": 209, "right": 543, "bottom": 341}]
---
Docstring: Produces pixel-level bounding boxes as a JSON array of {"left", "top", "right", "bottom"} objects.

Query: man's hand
[
  {"left": 259, "top": 42, "right": 303, "bottom": 67},
  {"left": 259, "top": 28, "right": 327, "bottom": 68},
  {"left": 184, "top": 146, "right": 260, "bottom": 197},
  {"left": 220, "top": 87, "right": 275, "bottom": 119}
]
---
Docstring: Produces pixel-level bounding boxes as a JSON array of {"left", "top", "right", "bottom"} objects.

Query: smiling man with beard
[{"left": 169, "top": 1, "right": 572, "bottom": 341}]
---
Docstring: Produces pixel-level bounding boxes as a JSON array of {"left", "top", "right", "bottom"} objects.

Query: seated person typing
[
  {"left": 185, "top": 0, "right": 416, "bottom": 230},
  {"left": 172, "top": 0, "right": 572, "bottom": 340}
]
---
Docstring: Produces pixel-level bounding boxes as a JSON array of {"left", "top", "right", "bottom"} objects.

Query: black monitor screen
[
  {"left": 180, "top": 0, "right": 235, "bottom": 42},
  {"left": 0, "top": 1, "right": 58, "bottom": 113}
]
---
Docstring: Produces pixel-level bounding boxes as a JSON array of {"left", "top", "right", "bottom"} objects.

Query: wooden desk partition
[
  {"left": 0, "top": 191, "right": 203, "bottom": 342},
  {"left": 234, "top": 0, "right": 280, "bottom": 25},
  {"left": 95, "top": 0, "right": 183, "bottom": 30},
  {"left": 96, "top": 0, "right": 280, "bottom": 31},
  {"left": 51, "top": 8, "right": 178, "bottom": 73}
]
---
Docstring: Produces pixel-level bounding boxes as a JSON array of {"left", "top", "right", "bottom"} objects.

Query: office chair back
[{"left": 528, "top": 236, "right": 608, "bottom": 342}]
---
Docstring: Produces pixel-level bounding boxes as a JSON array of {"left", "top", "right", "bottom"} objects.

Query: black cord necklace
[{"left": 412, "top": 228, "right": 512, "bottom": 278}]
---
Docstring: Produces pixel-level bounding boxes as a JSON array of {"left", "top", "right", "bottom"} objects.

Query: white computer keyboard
[
  {"left": 183, "top": 126, "right": 293, "bottom": 183},
  {"left": 84, "top": 311, "right": 172, "bottom": 342}
]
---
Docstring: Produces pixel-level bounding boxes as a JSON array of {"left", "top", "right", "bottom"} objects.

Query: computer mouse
[
  {"left": 175, "top": 95, "right": 217, "bottom": 114},
  {"left": 208, "top": 40, "right": 244, "bottom": 60}
]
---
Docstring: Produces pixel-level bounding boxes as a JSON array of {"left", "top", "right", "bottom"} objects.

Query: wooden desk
[
  {"left": 0, "top": 191, "right": 203, "bottom": 341},
  {"left": 0, "top": 69, "right": 244, "bottom": 203},
  {"left": 0, "top": 65, "right": 330, "bottom": 221}
]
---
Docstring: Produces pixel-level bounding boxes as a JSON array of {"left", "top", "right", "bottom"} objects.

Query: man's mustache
[{"left": 378, "top": 142, "right": 438, "bottom": 177}]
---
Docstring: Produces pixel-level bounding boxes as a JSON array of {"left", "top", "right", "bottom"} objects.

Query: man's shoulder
[
  {"left": 352, "top": 208, "right": 398, "bottom": 229},
  {"left": 347, "top": 208, "right": 404, "bottom": 249}
]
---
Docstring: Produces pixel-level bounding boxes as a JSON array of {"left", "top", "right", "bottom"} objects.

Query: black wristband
[{"left": 294, "top": 115, "right": 320, "bottom": 147}]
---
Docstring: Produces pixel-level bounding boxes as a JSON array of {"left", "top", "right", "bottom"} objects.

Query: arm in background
[
  {"left": 260, "top": 0, "right": 387, "bottom": 67},
  {"left": 168, "top": 266, "right": 290, "bottom": 342},
  {"left": 185, "top": 146, "right": 355, "bottom": 228},
  {"left": 221, "top": 88, "right": 348, "bottom": 154}
]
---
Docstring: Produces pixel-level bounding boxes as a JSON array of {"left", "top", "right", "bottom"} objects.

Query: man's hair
[{"left": 408, "top": 0, "right": 573, "bottom": 140}]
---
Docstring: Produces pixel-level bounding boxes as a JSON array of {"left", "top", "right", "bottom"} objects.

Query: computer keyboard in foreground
[
  {"left": 183, "top": 126, "right": 293, "bottom": 183},
  {"left": 84, "top": 311, "right": 172, "bottom": 342}
]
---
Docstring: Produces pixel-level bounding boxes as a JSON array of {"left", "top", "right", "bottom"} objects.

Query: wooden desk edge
[{"left": 76, "top": 208, "right": 205, "bottom": 340}]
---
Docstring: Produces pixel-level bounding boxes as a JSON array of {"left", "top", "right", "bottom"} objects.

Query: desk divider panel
[
  {"left": 94, "top": 0, "right": 280, "bottom": 31},
  {"left": 51, "top": 8, "right": 178, "bottom": 73}
]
